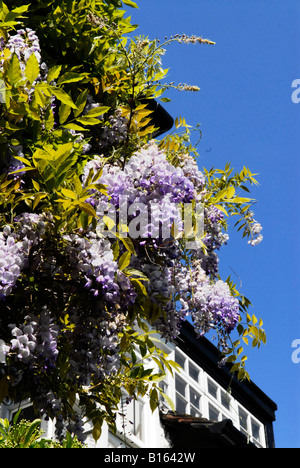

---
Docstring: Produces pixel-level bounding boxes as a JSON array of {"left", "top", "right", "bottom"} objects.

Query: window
[
  {"left": 172, "top": 347, "right": 266, "bottom": 447},
  {"left": 175, "top": 374, "right": 187, "bottom": 396},
  {"left": 207, "top": 379, "right": 218, "bottom": 400},
  {"left": 238, "top": 406, "right": 262, "bottom": 445},
  {"left": 209, "top": 403, "right": 220, "bottom": 422},
  {"left": 130, "top": 400, "right": 143, "bottom": 441},
  {"left": 238, "top": 407, "right": 248, "bottom": 433},
  {"left": 190, "top": 387, "right": 201, "bottom": 416},
  {"left": 175, "top": 374, "right": 201, "bottom": 417},
  {"left": 188, "top": 362, "right": 199, "bottom": 382},
  {"left": 251, "top": 419, "right": 261, "bottom": 442},
  {"left": 121, "top": 397, "right": 144, "bottom": 443},
  {"left": 175, "top": 375, "right": 187, "bottom": 413},
  {"left": 175, "top": 349, "right": 186, "bottom": 370},
  {"left": 159, "top": 379, "right": 168, "bottom": 393},
  {"left": 221, "top": 391, "right": 231, "bottom": 411}
]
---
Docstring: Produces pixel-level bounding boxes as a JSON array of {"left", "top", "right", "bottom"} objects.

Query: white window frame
[
  {"left": 170, "top": 347, "right": 266, "bottom": 448},
  {"left": 114, "top": 393, "right": 146, "bottom": 448}
]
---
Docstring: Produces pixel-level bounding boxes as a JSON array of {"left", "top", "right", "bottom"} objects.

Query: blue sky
[{"left": 129, "top": 0, "right": 300, "bottom": 448}]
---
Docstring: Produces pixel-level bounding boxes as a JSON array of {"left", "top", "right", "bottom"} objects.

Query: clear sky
[{"left": 128, "top": 0, "right": 300, "bottom": 449}]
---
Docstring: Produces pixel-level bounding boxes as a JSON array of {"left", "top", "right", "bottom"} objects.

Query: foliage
[
  {"left": 0, "top": 409, "right": 84, "bottom": 447},
  {"left": 0, "top": 0, "right": 266, "bottom": 443}
]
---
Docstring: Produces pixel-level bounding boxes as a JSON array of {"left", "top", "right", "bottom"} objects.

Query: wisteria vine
[{"left": 0, "top": 0, "right": 265, "bottom": 442}]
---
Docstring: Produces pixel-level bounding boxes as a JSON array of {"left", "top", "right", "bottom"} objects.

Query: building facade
[{"left": 0, "top": 321, "right": 277, "bottom": 448}]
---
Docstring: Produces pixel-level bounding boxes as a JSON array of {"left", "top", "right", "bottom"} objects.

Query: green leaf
[
  {"left": 13, "top": 156, "right": 32, "bottom": 167},
  {"left": 33, "top": 193, "right": 47, "bottom": 210},
  {"left": 44, "top": 106, "right": 55, "bottom": 130},
  {"left": 167, "top": 360, "right": 183, "bottom": 372},
  {"left": 123, "top": 268, "right": 149, "bottom": 280},
  {"left": 74, "top": 89, "right": 88, "bottom": 118},
  {"left": 84, "top": 106, "right": 110, "bottom": 118},
  {"left": 112, "top": 241, "right": 120, "bottom": 261},
  {"left": 230, "top": 363, "right": 241, "bottom": 374},
  {"left": 7, "top": 53, "right": 22, "bottom": 86},
  {"left": 47, "top": 65, "right": 62, "bottom": 84},
  {"left": 59, "top": 102, "right": 72, "bottom": 124},
  {"left": 123, "top": 0, "right": 139, "bottom": 8},
  {"left": 78, "top": 202, "right": 97, "bottom": 217},
  {"left": 57, "top": 72, "right": 89, "bottom": 85},
  {"left": 23, "top": 419, "right": 41, "bottom": 448},
  {"left": 92, "top": 419, "right": 102, "bottom": 442},
  {"left": 9, "top": 166, "right": 35, "bottom": 175},
  {"left": 50, "top": 86, "right": 77, "bottom": 109},
  {"left": 226, "top": 355, "right": 237, "bottom": 363},
  {"left": 62, "top": 123, "right": 87, "bottom": 132},
  {"left": 119, "top": 251, "right": 131, "bottom": 270},
  {"left": 252, "top": 314, "right": 258, "bottom": 325},
  {"left": 33, "top": 86, "right": 48, "bottom": 108},
  {"left": 25, "top": 53, "right": 40, "bottom": 84},
  {"left": 12, "top": 409, "right": 22, "bottom": 426},
  {"left": 76, "top": 115, "right": 101, "bottom": 126},
  {"left": 60, "top": 188, "right": 77, "bottom": 199},
  {"left": 131, "top": 278, "right": 147, "bottom": 296},
  {"left": 5, "top": 4, "right": 30, "bottom": 22},
  {"left": 103, "top": 215, "right": 115, "bottom": 230},
  {"left": 118, "top": 236, "right": 136, "bottom": 255},
  {"left": 149, "top": 388, "right": 159, "bottom": 412},
  {"left": 64, "top": 432, "right": 74, "bottom": 449},
  {"left": 229, "top": 197, "right": 252, "bottom": 204},
  {"left": 226, "top": 186, "right": 235, "bottom": 199},
  {"left": 159, "top": 391, "right": 175, "bottom": 411},
  {"left": 0, "top": 21, "right": 19, "bottom": 27},
  {"left": 32, "top": 180, "right": 40, "bottom": 191}
]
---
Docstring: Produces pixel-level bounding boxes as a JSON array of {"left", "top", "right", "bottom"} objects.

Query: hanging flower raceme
[
  {"left": 65, "top": 232, "right": 137, "bottom": 308},
  {"left": 6, "top": 28, "right": 41, "bottom": 67},
  {"left": 0, "top": 227, "right": 28, "bottom": 300},
  {"left": 85, "top": 143, "right": 205, "bottom": 247},
  {"left": 148, "top": 259, "right": 240, "bottom": 342},
  {"left": 9, "top": 308, "right": 59, "bottom": 366}
]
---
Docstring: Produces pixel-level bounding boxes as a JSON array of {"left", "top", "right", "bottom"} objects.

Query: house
[{"left": 0, "top": 320, "right": 277, "bottom": 449}]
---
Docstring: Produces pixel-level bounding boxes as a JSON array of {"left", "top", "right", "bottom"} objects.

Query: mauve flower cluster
[
  {"left": 197, "top": 205, "right": 229, "bottom": 277},
  {"left": 178, "top": 153, "right": 205, "bottom": 196},
  {"left": 247, "top": 217, "right": 263, "bottom": 246},
  {"left": 6, "top": 28, "right": 41, "bottom": 69},
  {"left": 159, "top": 260, "right": 240, "bottom": 342},
  {"left": 65, "top": 233, "right": 137, "bottom": 308},
  {"left": 0, "top": 227, "right": 28, "bottom": 300},
  {"left": 9, "top": 308, "right": 59, "bottom": 367},
  {"left": 95, "top": 109, "right": 128, "bottom": 152},
  {"left": 124, "top": 144, "right": 196, "bottom": 204},
  {"left": 0, "top": 214, "right": 48, "bottom": 299},
  {"left": 87, "top": 143, "right": 203, "bottom": 241}
]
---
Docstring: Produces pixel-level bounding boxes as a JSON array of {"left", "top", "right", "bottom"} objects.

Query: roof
[{"left": 160, "top": 413, "right": 257, "bottom": 449}]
